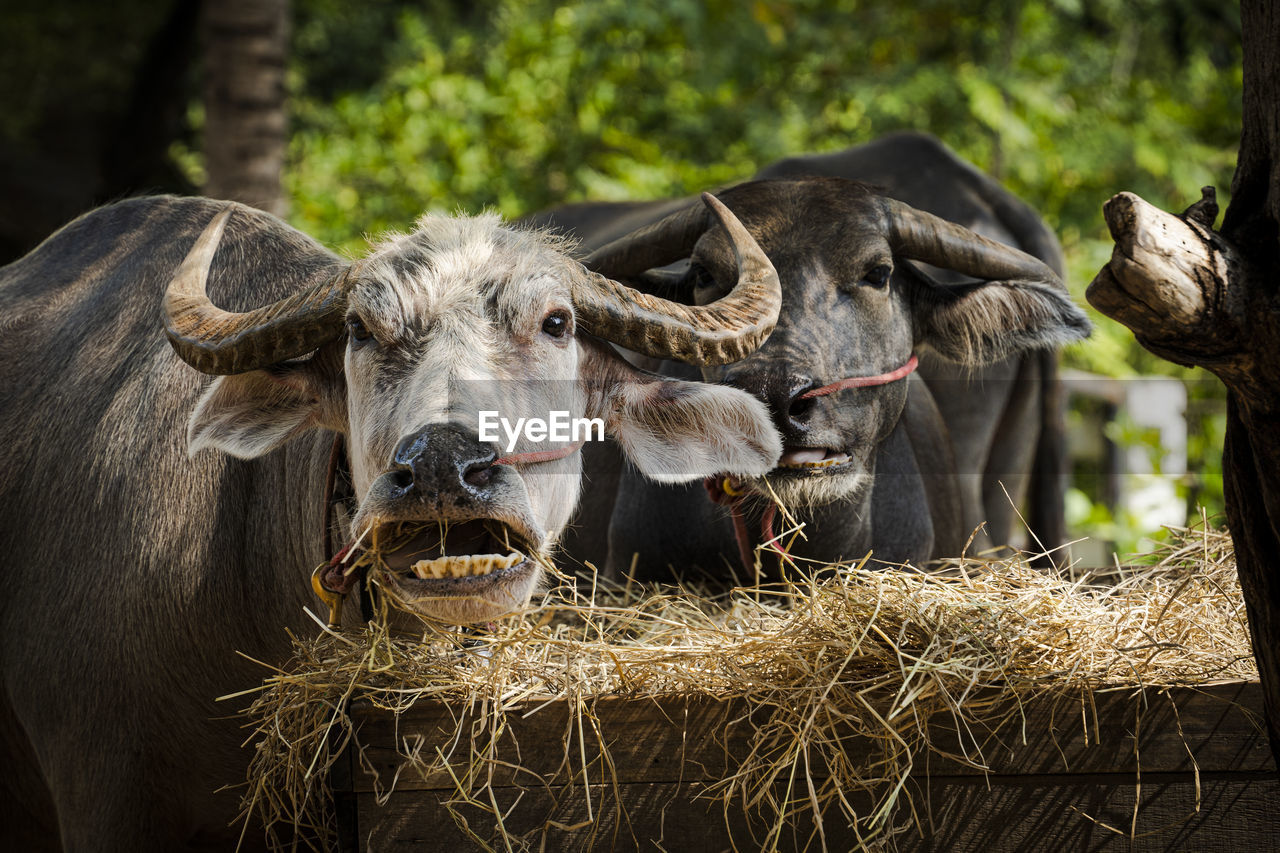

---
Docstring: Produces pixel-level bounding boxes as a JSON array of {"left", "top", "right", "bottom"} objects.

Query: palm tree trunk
[{"left": 202, "top": 0, "right": 289, "bottom": 217}]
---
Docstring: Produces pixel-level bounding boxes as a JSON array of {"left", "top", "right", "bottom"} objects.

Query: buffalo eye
[
  {"left": 863, "top": 264, "right": 891, "bottom": 288},
  {"left": 541, "top": 309, "right": 571, "bottom": 339},
  {"left": 347, "top": 315, "right": 373, "bottom": 344},
  {"left": 690, "top": 263, "right": 719, "bottom": 292}
]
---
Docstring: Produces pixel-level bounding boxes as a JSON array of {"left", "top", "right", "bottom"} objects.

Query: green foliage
[
  {"left": 285, "top": 1, "right": 1241, "bottom": 253},
  {"left": 0, "top": 0, "right": 173, "bottom": 142},
  {"left": 282, "top": 0, "right": 1240, "bottom": 529}
]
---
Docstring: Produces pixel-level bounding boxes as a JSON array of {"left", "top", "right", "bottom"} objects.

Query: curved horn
[
  {"left": 572, "top": 193, "right": 781, "bottom": 366},
  {"left": 884, "top": 198, "right": 1063, "bottom": 287},
  {"left": 163, "top": 205, "right": 352, "bottom": 375},
  {"left": 583, "top": 201, "right": 710, "bottom": 278}
]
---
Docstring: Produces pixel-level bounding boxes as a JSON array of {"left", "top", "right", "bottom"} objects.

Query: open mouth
[
  {"left": 774, "top": 446, "right": 852, "bottom": 473},
  {"left": 371, "top": 519, "right": 536, "bottom": 585}
]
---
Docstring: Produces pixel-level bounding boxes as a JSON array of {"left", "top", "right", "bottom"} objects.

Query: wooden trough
[{"left": 330, "top": 680, "right": 1278, "bottom": 852}]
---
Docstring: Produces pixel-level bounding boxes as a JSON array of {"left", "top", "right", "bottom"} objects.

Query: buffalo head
[
  {"left": 163, "top": 195, "right": 782, "bottom": 623},
  {"left": 584, "top": 178, "right": 1091, "bottom": 508}
]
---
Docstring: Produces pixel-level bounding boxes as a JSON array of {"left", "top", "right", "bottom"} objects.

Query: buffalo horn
[
  {"left": 582, "top": 201, "right": 710, "bottom": 278},
  {"left": 884, "top": 198, "right": 1062, "bottom": 287},
  {"left": 163, "top": 205, "right": 352, "bottom": 375},
  {"left": 572, "top": 193, "right": 781, "bottom": 365}
]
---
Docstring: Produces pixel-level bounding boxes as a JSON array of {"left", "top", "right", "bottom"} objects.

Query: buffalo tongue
[
  {"left": 378, "top": 519, "right": 516, "bottom": 572},
  {"left": 781, "top": 447, "right": 829, "bottom": 465},
  {"left": 778, "top": 447, "right": 850, "bottom": 469}
]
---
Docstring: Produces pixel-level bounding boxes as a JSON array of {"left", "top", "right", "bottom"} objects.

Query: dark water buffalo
[
  {"left": 0, "top": 194, "right": 781, "bottom": 850},
  {"left": 526, "top": 133, "right": 1090, "bottom": 578}
]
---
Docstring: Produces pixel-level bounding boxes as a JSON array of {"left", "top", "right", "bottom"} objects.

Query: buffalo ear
[
  {"left": 911, "top": 271, "right": 1091, "bottom": 365},
  {"left": 606, "top": 380, "right": 782, "bottom": 483},
  {"left": 188, "top": 371, "right": 320, "bottom": 459},
  {"left": 187, "top": 349, "right": 346, "bottom": 459},
  {"left": 580, "top": 339, "right": 781, "bottom": 482}
]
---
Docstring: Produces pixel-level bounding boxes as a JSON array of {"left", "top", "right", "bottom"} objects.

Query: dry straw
[{"left": 231, "top": 521, "right": 1254, "bottom": 851}]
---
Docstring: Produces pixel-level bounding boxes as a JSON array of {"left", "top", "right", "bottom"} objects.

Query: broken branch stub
[
  {"left": 1088, "top": 178, "right": 1280, "bottom": 773},
  {"left": 1087, "top": 190, "right": 1258, "bottom": 380}
]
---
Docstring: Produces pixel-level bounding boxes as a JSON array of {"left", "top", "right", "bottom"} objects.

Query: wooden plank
[
  {"left": 346, "top": 693, "right": 740, "bottom": 793},
  {"left": 329, "top": 724, "right": 359, "bottom": 853},
  {"left": 924, "top": 681, "right": 1271, "bottom": 776},
  {"left": 355, "top": 781, "right": 735, "bottom": 853},
  {"left": 352, "top": 777, "right": 1280, "bottom": 852},
  {"left": 920, "top": 776, "right": 1280, "bottom": 852},
  {"left": 341, "top": 682, "right": 1272, "bottom": 795}
]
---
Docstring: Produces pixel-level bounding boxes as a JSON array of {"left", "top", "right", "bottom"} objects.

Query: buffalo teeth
[{"left": 409, "top": 552, "right": 523, "bottom": 580}]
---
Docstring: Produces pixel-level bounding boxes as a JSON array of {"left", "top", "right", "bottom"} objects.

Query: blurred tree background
[{"left": 0, "top": 0, "right": 1242, "bottom": 548}]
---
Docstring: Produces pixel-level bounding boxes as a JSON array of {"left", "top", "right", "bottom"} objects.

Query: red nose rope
[
  {"left": 320, "top": 436, "right": 360, "bottom": 594},
  {"left": 703, "top": 354, "right": 918, "bottom": 577},
  {"left": 798, "top": 354, "right": 918, "bottom": 399},
  {"left": 314, "top": 435, "right": 365, "bottom": 628},
  {"left": 704, "top": 476, "right": 788, "bottom": 577},
  {"left": 494, "top": 440, "right": 584, "bottom": 467}
]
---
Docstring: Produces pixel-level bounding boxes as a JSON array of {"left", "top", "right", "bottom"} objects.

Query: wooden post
[{"left": 1086, "top": 0, "right": 1280, "bottom": 772}]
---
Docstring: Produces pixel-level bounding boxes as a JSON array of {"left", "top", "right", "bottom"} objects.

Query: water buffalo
[
  {"left": 0, "top": 193, "right": 781, "bottom": 850},
  {"left": 525, "top": 133, "right": 1090, "bottom": 578}
]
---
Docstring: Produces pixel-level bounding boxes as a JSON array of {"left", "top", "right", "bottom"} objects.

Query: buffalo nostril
[
  {"left": 387, "top": 466, "right": 414, "bottom": 494},
  {"left": 463, "top": 459, "right": 495, "bottom": 488},
  {"left": 788, "top": 394, "right": 816, "bottom": 421}
]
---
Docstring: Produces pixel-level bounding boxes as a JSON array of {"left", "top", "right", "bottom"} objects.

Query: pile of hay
[{"left": 232, "top": 522, "right": 1254, "bottom": 851}]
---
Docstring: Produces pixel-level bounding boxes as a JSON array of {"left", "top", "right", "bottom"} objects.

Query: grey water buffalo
[
  {"left": 526, "top": 133, "right": 1090, "bottom": 578},
  {"left": 0, "top": 193, "right": 781, "bottom": 850}
]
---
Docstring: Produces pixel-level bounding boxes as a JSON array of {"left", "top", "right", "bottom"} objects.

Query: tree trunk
[
  {"left": 1086, "top": 0, "right": 1280, "bottom": 772},
  {"left": 202, "top": 0, "right": 289, "bottom": 217}
]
